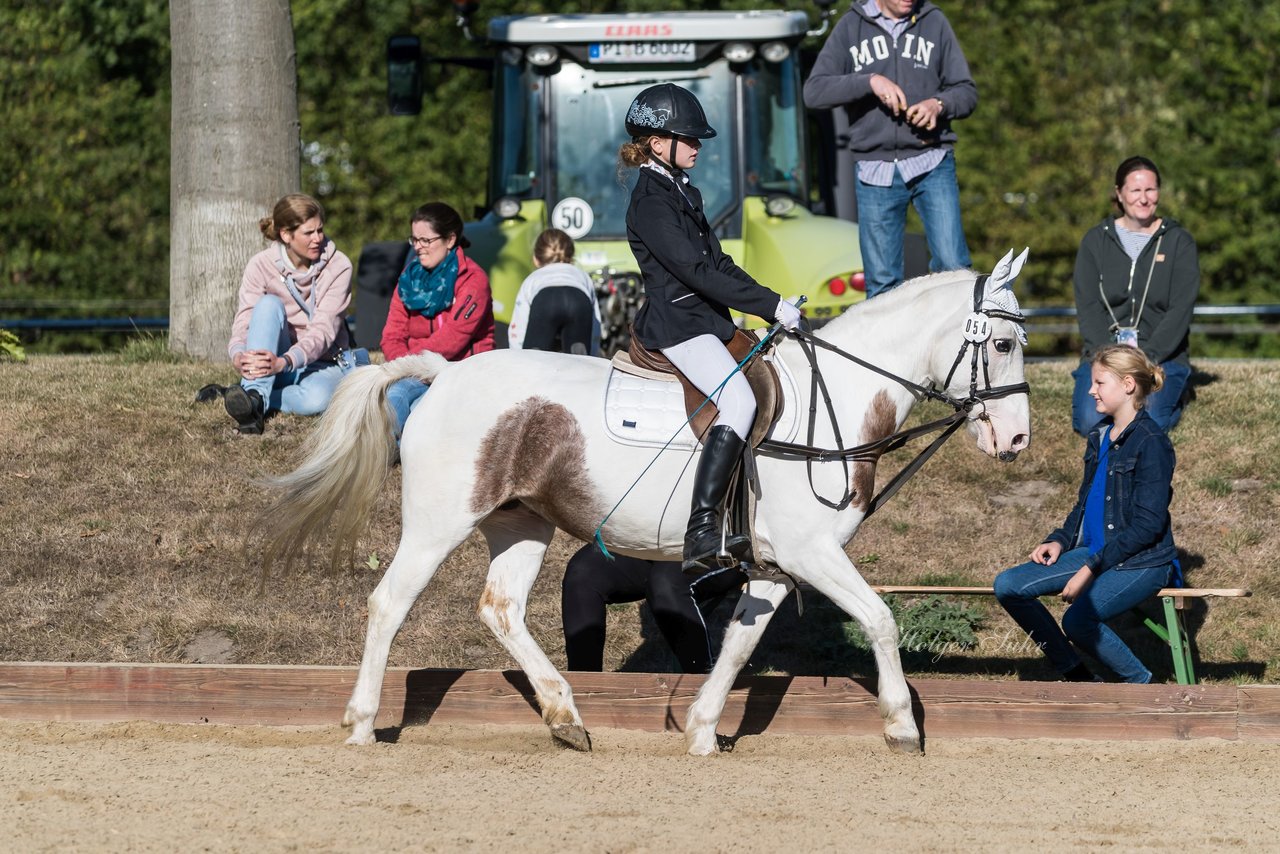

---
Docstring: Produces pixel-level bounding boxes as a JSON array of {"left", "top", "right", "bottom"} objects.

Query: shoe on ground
[
  {"left": 193, "top": 383, "right": 229, "bottom": 404},
  {"left": 1062, "top": 663, "right": 1103, "bottom": 683},
  {"left": 224, "top": 386, "right": 265, "bottom": 435}
]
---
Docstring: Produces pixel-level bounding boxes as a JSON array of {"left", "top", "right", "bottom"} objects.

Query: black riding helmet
[{"left": 624, "top": 83, "right": 717, "bottom": 140}]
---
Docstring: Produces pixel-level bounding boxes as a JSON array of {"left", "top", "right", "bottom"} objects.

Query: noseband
[{"left": 760, "top": 274, "right": 1030, "bottom": 517}]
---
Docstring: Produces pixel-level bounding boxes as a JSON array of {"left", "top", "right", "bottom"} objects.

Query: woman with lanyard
[
  {"left": 1070, "top": 156, "right": 1200, "bottom": 436},
  {"left": 224, "top": 193, "right": 355, "bottom": 435},
  {"left": 619, "top": 83, "right": 802, "bottom": 576}
]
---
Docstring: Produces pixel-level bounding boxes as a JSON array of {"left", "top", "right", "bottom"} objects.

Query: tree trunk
[{"left": 169, "top": 0, "right": 299, "bottom": 360}]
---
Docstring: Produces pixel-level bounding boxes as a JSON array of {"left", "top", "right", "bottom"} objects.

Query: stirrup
[{"left": 682, "top": 533, "right": 750, "bottom": 577}]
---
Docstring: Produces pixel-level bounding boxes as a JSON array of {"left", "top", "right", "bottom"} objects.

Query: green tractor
[{"left": 360, "top": 5, "right": 866, "bottom": 354}]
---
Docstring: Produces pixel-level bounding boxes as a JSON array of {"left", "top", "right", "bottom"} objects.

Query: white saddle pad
[{"left": 601, "top": 353, "right": 801, "bottom": 450}]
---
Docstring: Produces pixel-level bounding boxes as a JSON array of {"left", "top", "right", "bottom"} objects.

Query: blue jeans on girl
[
  {"left": 241, "top": 295, "right": 344, "bottom": 415},
  {"left": 994, "top": 547, "right": 1172, "bottom": 683}
]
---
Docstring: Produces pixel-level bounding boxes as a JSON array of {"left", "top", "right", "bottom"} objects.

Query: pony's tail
[{"left": 259, "top": 351, "right": 451, "bottom": 576}]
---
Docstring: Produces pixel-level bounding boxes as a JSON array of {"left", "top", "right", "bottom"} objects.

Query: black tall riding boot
[{"left": 682, "top": 425, "right": 751, "bottom": 576}]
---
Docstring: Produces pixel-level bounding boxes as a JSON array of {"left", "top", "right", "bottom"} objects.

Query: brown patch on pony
[
  {"left": 851, "top": 390, "right": 899, "bottom": 513},
  {"left": 469, "top": 397, "right": 602, "bottom": 540},
  {"left": 476, "top": 583, "right": 512, "bottom": 635}
]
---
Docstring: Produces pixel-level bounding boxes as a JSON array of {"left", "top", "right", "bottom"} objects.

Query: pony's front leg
[
  {"left": 796, "top": 543, "right": 921, "bottom": 754},
  {"left": 477, "top": 510, "right": 588, "bottom": 751},
  {"left": 685, "top": 576, "right": 794, "bottom": 756}
]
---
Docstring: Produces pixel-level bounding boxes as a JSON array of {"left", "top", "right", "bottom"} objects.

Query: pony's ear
[
  {"left": 987, "top": 247, "right": 1030, "bottom": 295},
  {"left": 983, "top": 248, "right": 1031, "bottom": 346},
  {"left": 988, "top": 249, "right": 1015, "bottom": 286},
  {"left": 1007, "top": 247, "right": 1030, "bottom": 283}
]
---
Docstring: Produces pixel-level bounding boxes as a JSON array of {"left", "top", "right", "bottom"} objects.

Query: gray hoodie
[{"left": 803, "top": 1, "right": 977, "bottom": 161}]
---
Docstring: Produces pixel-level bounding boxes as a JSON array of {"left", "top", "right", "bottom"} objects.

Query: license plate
[{"left": 588, "top": 42, "right": 696, "bottom": 64}]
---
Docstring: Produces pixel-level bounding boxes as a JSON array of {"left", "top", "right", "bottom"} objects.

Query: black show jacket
[{"left": 627, "top": 167, "right": 781, "bottom": 350}]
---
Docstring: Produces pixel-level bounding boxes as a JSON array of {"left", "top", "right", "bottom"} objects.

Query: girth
[{"left": 613, "top": 328, "right": 783, "bottom": 448}]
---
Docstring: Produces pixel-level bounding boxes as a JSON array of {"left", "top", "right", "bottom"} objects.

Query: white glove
[{"left": 775, "top": 298, "right": 802, "bottom": 332}]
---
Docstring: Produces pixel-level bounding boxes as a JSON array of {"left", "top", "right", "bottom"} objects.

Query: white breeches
[{"left": 661, "top": 333, "right": 756, "bottom": 441}]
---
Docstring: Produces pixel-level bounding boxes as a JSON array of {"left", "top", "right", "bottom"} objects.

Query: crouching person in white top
[{"left": 507, "top": 228, "right": 602, "bottom": 356}]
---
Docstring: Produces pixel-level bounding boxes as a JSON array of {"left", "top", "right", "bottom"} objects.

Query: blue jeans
[
  {"left": 1072, "top": 358, "right": 1190, "bottom": 436},
  {"left": 240, "top": 295, "right": 345, "bottom": 416},
  {"left": 387, "top": 377, "right": 429, "bottom": 440},
  {"left": 855, "top": 150, "right": 971, "bottom": 298},
  {"left": 994, "top": 547, "right": 1172, "bottom": 683}
]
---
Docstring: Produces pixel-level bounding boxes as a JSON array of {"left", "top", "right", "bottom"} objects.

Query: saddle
[{"left": 612, "top": 328, "right": 783, "bottom": 448}]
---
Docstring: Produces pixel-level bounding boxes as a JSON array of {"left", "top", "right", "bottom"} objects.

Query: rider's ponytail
[{"left": 617, "top": 139, "right": 650, "bottom": 185}]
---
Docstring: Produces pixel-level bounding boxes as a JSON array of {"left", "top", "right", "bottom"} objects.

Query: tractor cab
[{"left": 368, "top": 8, "right": 866, "bottom": 354}]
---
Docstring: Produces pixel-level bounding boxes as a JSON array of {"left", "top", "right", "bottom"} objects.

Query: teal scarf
[{"left": 398, "top": 247, "right": 459, "bottom": 317}]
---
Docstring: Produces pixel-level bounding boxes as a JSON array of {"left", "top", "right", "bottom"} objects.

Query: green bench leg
[{"left": 1138, "top": 596, "right": 1196, "bottom": 685}]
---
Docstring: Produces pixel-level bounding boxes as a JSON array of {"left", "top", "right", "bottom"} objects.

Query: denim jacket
[{"left": 1045, "top": 408, "right": 1177, "bottom": 573}]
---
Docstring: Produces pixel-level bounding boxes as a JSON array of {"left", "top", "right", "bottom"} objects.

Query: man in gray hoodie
[{"left": 804, "top": 0, "right": 977, "bottom": 298}]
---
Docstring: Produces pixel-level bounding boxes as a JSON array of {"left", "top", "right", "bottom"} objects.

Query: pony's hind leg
[
  {"left": 685, "top": 576, "right": 794, "bottom": 756},
  {"left": 343, "top": 527, "right": 468, "bottom": 746},
  {"left": 476, "top": 507, "right": 588, "bottom": 751},
  {"left": 796, "top": 544, "right": 921, "bottom": 754}
]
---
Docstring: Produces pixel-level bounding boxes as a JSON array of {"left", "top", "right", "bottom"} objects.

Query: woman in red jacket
[{"left": 381, "top": 202, "right": 495, "bottom": 438}]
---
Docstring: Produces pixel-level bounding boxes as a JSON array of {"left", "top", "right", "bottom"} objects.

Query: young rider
[{"left": 619, "top": 83, "right": 802, "bottom": 575}]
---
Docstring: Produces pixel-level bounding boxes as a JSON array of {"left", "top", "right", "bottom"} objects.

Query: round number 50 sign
[{"left": 551, "top": 197, "right": 594, "bottom": 240}]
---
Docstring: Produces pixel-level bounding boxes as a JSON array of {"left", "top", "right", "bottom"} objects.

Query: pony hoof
[
  {"left": 345, "top": 731, "right": 376, "bottom": 747},
  {"left": 884, "top": 734, "right": 923, "bottom": 755},
  {"left": 685, "top": 731, "right": 719, "bottom": 757},
  {"left": 551, "top": 723, "right": 591, "bottom": 752}
]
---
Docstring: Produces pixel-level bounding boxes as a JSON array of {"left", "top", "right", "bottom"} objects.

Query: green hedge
[{"left": 3, "top": 0, "right": 1277, "bottom": 351}]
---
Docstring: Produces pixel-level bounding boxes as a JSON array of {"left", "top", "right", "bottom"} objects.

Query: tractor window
[
  {"left": 549, "top": 62, "right": 738, "bottom": 239},
  {"left": 491, "top": 62, "right": 541, "bottom": 200},
  {"left": 742, "top": 55, "right": 806, "bottom": 201}
]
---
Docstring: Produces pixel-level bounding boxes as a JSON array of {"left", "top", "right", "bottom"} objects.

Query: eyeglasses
[{"left": 408, "top": 234, "right": 445, "bottom": 249}]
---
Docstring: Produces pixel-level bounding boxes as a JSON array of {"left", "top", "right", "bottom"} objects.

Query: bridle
[
  {"left": 940, "top": 273, "right": 1030, "bottom": 410},
  {"left": 758, "top": 274, "right": 1030, "bottom": 517}
]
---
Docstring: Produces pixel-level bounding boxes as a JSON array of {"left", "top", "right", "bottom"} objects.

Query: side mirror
[{"left": 387, "top": 35, "right": 422, "bottom": 116}]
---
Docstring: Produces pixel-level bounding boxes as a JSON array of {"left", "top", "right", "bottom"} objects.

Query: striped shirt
[{"left": 1114, "top": 222, "right": 1155, "bottom": 263}]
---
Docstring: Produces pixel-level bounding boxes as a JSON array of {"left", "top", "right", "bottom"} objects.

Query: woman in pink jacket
[
  {"left": 381, "top": 201, "right": 495, "bottom": 438},
  {"left": 223, "top": 193, "right": 355, "bottom": 435}
]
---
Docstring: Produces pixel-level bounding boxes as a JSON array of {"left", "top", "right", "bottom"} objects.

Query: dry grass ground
[{"left": 0, "top": 350, "right": 1275, "bottom": 683}]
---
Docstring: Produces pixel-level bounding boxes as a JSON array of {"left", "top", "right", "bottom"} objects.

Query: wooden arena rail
[
  {"left": 2, "top": 663, "right": 1278, "bottom": 742},
  {"left": 867, "top": 585, "right": 1253, "bottom": 686}
]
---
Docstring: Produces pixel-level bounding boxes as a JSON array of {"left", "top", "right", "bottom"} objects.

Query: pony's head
[{"left": 930, "top": 249, "right": 1032, "bottom": 462}]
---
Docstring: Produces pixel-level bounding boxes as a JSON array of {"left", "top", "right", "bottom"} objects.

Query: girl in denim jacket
[{"left": 995, "top": 345, "right": 1177, "bottom": 683}]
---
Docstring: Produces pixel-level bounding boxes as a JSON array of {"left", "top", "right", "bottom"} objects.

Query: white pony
[{"left": 264, "top": 251, "right": 1033, "bottom": 755}]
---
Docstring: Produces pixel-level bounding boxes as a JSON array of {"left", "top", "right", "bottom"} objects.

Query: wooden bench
[{"left": 865, "top": 585, "right": 1253, "bottom": 685}]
